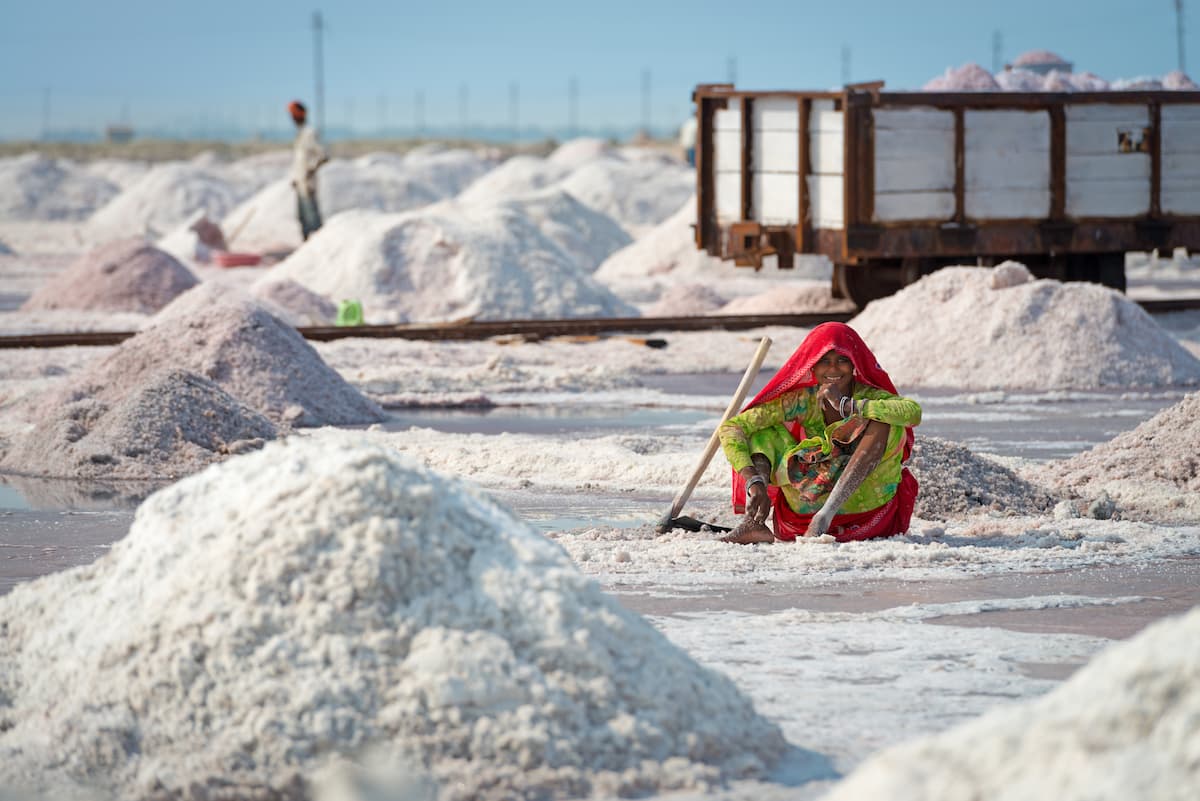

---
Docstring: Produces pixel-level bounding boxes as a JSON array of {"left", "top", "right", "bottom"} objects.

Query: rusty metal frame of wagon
[{"left": 692, "top": 82, "right": 1200, "bottom": 269}]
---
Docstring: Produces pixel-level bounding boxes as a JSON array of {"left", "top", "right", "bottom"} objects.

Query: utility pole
[
  {"left": 41, "top": 87, "right": 51, "bottom": 140},
  {"left": 992, "top": 30, "right": 1004, "bottom": 74},
  {"left": 1177, "top": 0, "right": 1187, "bottom": 73},
  {"left": 415, "top": 90, "right": 425, "bottom": 136},
  {"left": 509, "top": 81, "right": 519, "bottom": 140},
  {"left": 312, "top": 11, "right": 325, "bottom": 137},
  {"left": 727, "top": 56, "right": 737, "bottom": 85},
  {"left": 641, "top": 69, "right": 651, "bottom": 136},
  {"left": 568, "top": 76, "right": 579, "bottom": 138},
  {"left": 458, "top": 83, "right": 469, "bottom": 138}
]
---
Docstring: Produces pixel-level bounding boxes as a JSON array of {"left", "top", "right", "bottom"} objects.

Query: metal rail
[{"left": 0, "top": 299, "right": 1196, "bottom": 350}]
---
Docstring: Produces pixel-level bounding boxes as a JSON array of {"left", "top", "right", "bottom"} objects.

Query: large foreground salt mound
[
  {"left": 0, "top": 368, "right": 277, "bottom": 480},
  {"left": 0, "top": 437, "right": 786, "bottom": 800},
  {"left": 851, "top": 264, "right": 1200, "bottom": 389},
  {"left": 20, "top": 238, "right": 198, "bottom": 313},
  {"left": 267, "top": 207, "right": 636, "bottom": 323},
  {"left": 0, "top": 153, "right": 120, "bottom": 221},
  {"left": 822, "top": 606, "right": 1200, "bottom": 801},
  {"left": 61, "top": 297, "right": 384, "bottom": 427},
  {"left": 1052, "top": 391, "right": 1200, "bottom": 521}
]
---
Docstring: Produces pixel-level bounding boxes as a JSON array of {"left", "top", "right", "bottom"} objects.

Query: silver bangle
[
  {"left": 839, "top": 396, "right": 851, "bottom": 418},
  {"left": 745, "top": 475, "right": 767, "bottom": 492}
]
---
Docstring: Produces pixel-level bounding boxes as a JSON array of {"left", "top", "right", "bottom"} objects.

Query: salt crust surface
[
  {"left": 0, "top": 153, "right": 120, "bottom": 221},
  {"left": 822, "top": 606, "right": 1200, "bottom": 801},
  {"left": 0, "top": 436, "right": 786, "bottom": 801},
  {"left": 1051, "top": 392, "right": 1200, "bottom": 521},
  {"left": 851, "top": 264, "right": 1200, "bottom": 390},
  {"left": 0, "top": 368, "right": 277, "bottom": 480},
  {"left": 266, "top": 207, "right": 635, "bottom": 324},
  {"left": 20, "top": 239, "right": 198, "bottom": 314},
  {"left": 53, "top": 294, "right": 384, "bottom": 429}
]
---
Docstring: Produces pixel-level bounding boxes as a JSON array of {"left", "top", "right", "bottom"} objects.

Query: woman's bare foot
[{"left": 720, "top": 519, "right": 775, "bottom": 544}]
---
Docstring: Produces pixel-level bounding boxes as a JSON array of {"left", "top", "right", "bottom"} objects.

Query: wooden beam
[
  {"left": 954, "top": 107, "right": 966, "bottom": 223},
  {"left": 1049, "top": 105, "right": 1066, "bottom": 220},
  {"left": 740, "top": 97, "right": 753, "bottom": 220},
  {"left": 798, "top": 97, "right": 812, "bottom": 252}
]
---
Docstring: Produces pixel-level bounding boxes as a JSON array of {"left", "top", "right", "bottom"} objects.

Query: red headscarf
[{"left": 730, "top": 321, "right": 916, "bottom": 515}]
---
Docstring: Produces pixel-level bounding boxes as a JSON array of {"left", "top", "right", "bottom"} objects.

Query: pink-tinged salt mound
[
  {"left": 850, "top": 263, "right": 1200, "bottom": 389},
  {"left": 0, "top": 436, "right": 787, "bottom": 801},
  {"left": 251, "top": 278, "right": 337, "bottom": 326},
  {"left": 0, "top": 153, "right": 120, "bottom": 221},
  {"left": 60, "top": 296, "right": 384, "bottom": 427},
  {"left": 1163, "top": 70, "right": 1200, "bottom": 90},
  {"left": 268, "top": 207, "right": 635, "bottom": 324},
  {"left": 19, "top": 238, "right": 198, "bottom": 314},
  {"left": 555, "top": 157, "right": 695, "bottom": 232},
  {"left": 994, "top": 68, "right": 1047, "bottom": 92},
  {"left": 822, "top": 606, "right": 1200, "bottom": 801},
  {"left": 717, "top": 282, "right": 851, "bottom": 315},
  {"left": 922, "top": 63, "right": 1000, "bottom": 91},
  {"left": 1052, "top": 392, "right": 1200, "bottom": 522},
  {"left": 456, "top": 155, "right": 572, "bottom": 205},
  {"left": 0, "top": 368, "right": 277, "bottom": 480}
]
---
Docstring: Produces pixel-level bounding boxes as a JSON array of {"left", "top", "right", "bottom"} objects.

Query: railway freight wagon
[{"left": 692, "top": 82, "right": 1200, "bottom": 306}]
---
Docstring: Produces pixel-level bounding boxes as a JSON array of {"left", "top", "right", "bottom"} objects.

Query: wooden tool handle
[{"left": 657, "top": 335, "right": 773, "bottom": 532}]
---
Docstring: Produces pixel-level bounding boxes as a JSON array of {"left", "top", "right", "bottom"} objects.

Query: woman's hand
[
  {"left": 747, "top": 483, "right": 771, "bottom": 522},
  {"left": 816, "top": 382, "right": 846, "bottom": 415}
]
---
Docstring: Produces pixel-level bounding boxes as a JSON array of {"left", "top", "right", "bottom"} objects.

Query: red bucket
[{"left": 213, "top": 251, "right": 263, "bottom": 268}]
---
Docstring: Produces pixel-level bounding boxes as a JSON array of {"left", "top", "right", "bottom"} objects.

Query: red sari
[{"left": 730, "top": 322, "right": 918, "bottom": 542}]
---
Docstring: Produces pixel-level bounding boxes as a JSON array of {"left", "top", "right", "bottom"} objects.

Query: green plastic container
[{"left": 336, "top": 299, "right": 364, "bottom": 327}]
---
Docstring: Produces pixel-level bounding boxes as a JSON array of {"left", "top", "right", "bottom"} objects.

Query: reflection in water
[{"left": 0, "top": 473, "right": 168, "bottom": 511}]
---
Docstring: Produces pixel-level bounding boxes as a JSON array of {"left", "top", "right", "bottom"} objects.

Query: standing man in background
[{"left": 288, "top": 100, "right": 328, "bottom": 240}]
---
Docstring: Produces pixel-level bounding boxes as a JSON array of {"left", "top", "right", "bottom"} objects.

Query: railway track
[{"left": 1, "top": 298, "right": 1198, "bottom": 350}]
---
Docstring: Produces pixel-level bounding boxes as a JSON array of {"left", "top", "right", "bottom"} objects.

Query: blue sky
[{"left": 0, "top": 0, "right": 1194, "bottom": 140}]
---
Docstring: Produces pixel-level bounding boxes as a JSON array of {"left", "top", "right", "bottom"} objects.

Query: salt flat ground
[{"left": 2, "top": 144, "right": 1200, "bottom": 798}]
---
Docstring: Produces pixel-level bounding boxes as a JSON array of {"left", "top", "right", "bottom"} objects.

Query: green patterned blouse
[{"left": 719, "top": 385, "right": 922, "bottom": 515}]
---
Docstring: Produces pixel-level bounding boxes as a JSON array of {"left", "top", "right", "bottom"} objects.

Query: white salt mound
[
  {"left": 642, "top": 283, "right": 728, "bottom": 317},
  {"left": 0, "top": 368, "right": 277, "bottom": 480},
  {"left": 0, "top": 437, "right": 785, "bottom": 800},
  {"left": 717, "top": 283, "right": 847, "bottom": 315},
  {"left": 908, "top": 437, "right": 1058, "bottom": 520},
  {"left": 546, "top": 137, "right": 617, "bottom": 169},
  {"left": 464, "top": 187, "right": 633, "bottom": 273},
  {"left": 0, "top": 153, "right": 120, "bottom": 221},
  {"left": 63, "top": 297, "right": 384, "bottom": 426},
  {"left": 85, "top": 162, "right": 245, "bottom": 241},
  {"left": 556, "top": 157, "right": 695, "bottom": 231},
  {"left": 851, "top": 265, "right": 1200, "bottom": 389},
  {"left": 269, "top": 207, "right": 636, "bottom": 324},
  {"left": 822, "top": 606, "right": 1200, "bottom": 801},
  {"left": 456, "top": 155, "right": 572, "bottom": 205},
  {"left": 19, "top": 238, "right": 198, "bottom": 313}
]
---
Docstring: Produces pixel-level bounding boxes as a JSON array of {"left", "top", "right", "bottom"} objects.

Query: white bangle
[
  {"left": 746, "top": 475, "right": 767, "bottom": 492},
  {"left": 838, "top": 396, "right": 851, "bottom": 418}
]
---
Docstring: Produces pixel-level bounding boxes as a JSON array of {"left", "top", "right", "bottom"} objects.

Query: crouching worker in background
[{"left": 718, "top": 322, "right": 921, "bottom": 544}]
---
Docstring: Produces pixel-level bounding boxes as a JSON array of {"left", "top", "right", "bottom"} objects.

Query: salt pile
[
  {"left": 717, "top": 282, "right": 850, "bottom": 315},
  {"left": 19, "top": 238, "right": 198, "bottom": 313},
  {"left": 252, "top": 278, "right": 337, "bottom": 326},
  {"left": 922, "top": 63, "right": 1001, "bottom": 91},
  {"left": 556, "top": 157, "right": 695, "bottom": 233},
  {"left": 642, "top": 283, "right": 729, "bottom": 317},
  {"left": 456, "top": 155, "right": 572, "bottom": 204},
  {"left": 0, "top": 153, "right": 119, "bottom": 221},
  {"left": 0, "top": 368, "right": 277, "bottom": 480},
  {"left": 85, "top": 161, "right": 245, "bottom": 241},
  {"left": 63, "top": 294, "right": 384, "bottom": 427},
  {"left": 822, "top": 606, "right": 1200, "bottom": 801},
  {"left": 850, "top": 263, "right": 1200, "bottom": 389},
  {"left": 0, "top": 437, "right": 785, "bottom": 800},
  {"left": 465, "top": 187, "right": 633, "bottom": 272},
  {"left": 268, "top": 207, "right": 636, "bottom": 324},
  {"left": 908, "top": 437, "right": 1058, "bottom": 520},
  {"left": 1053, "top": 392, "right": 1200, "bottom": 520}
]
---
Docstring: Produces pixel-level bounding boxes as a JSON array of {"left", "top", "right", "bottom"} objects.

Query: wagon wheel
[{"left": 833, "top": 261, "right": 903, "bottom": 309}]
